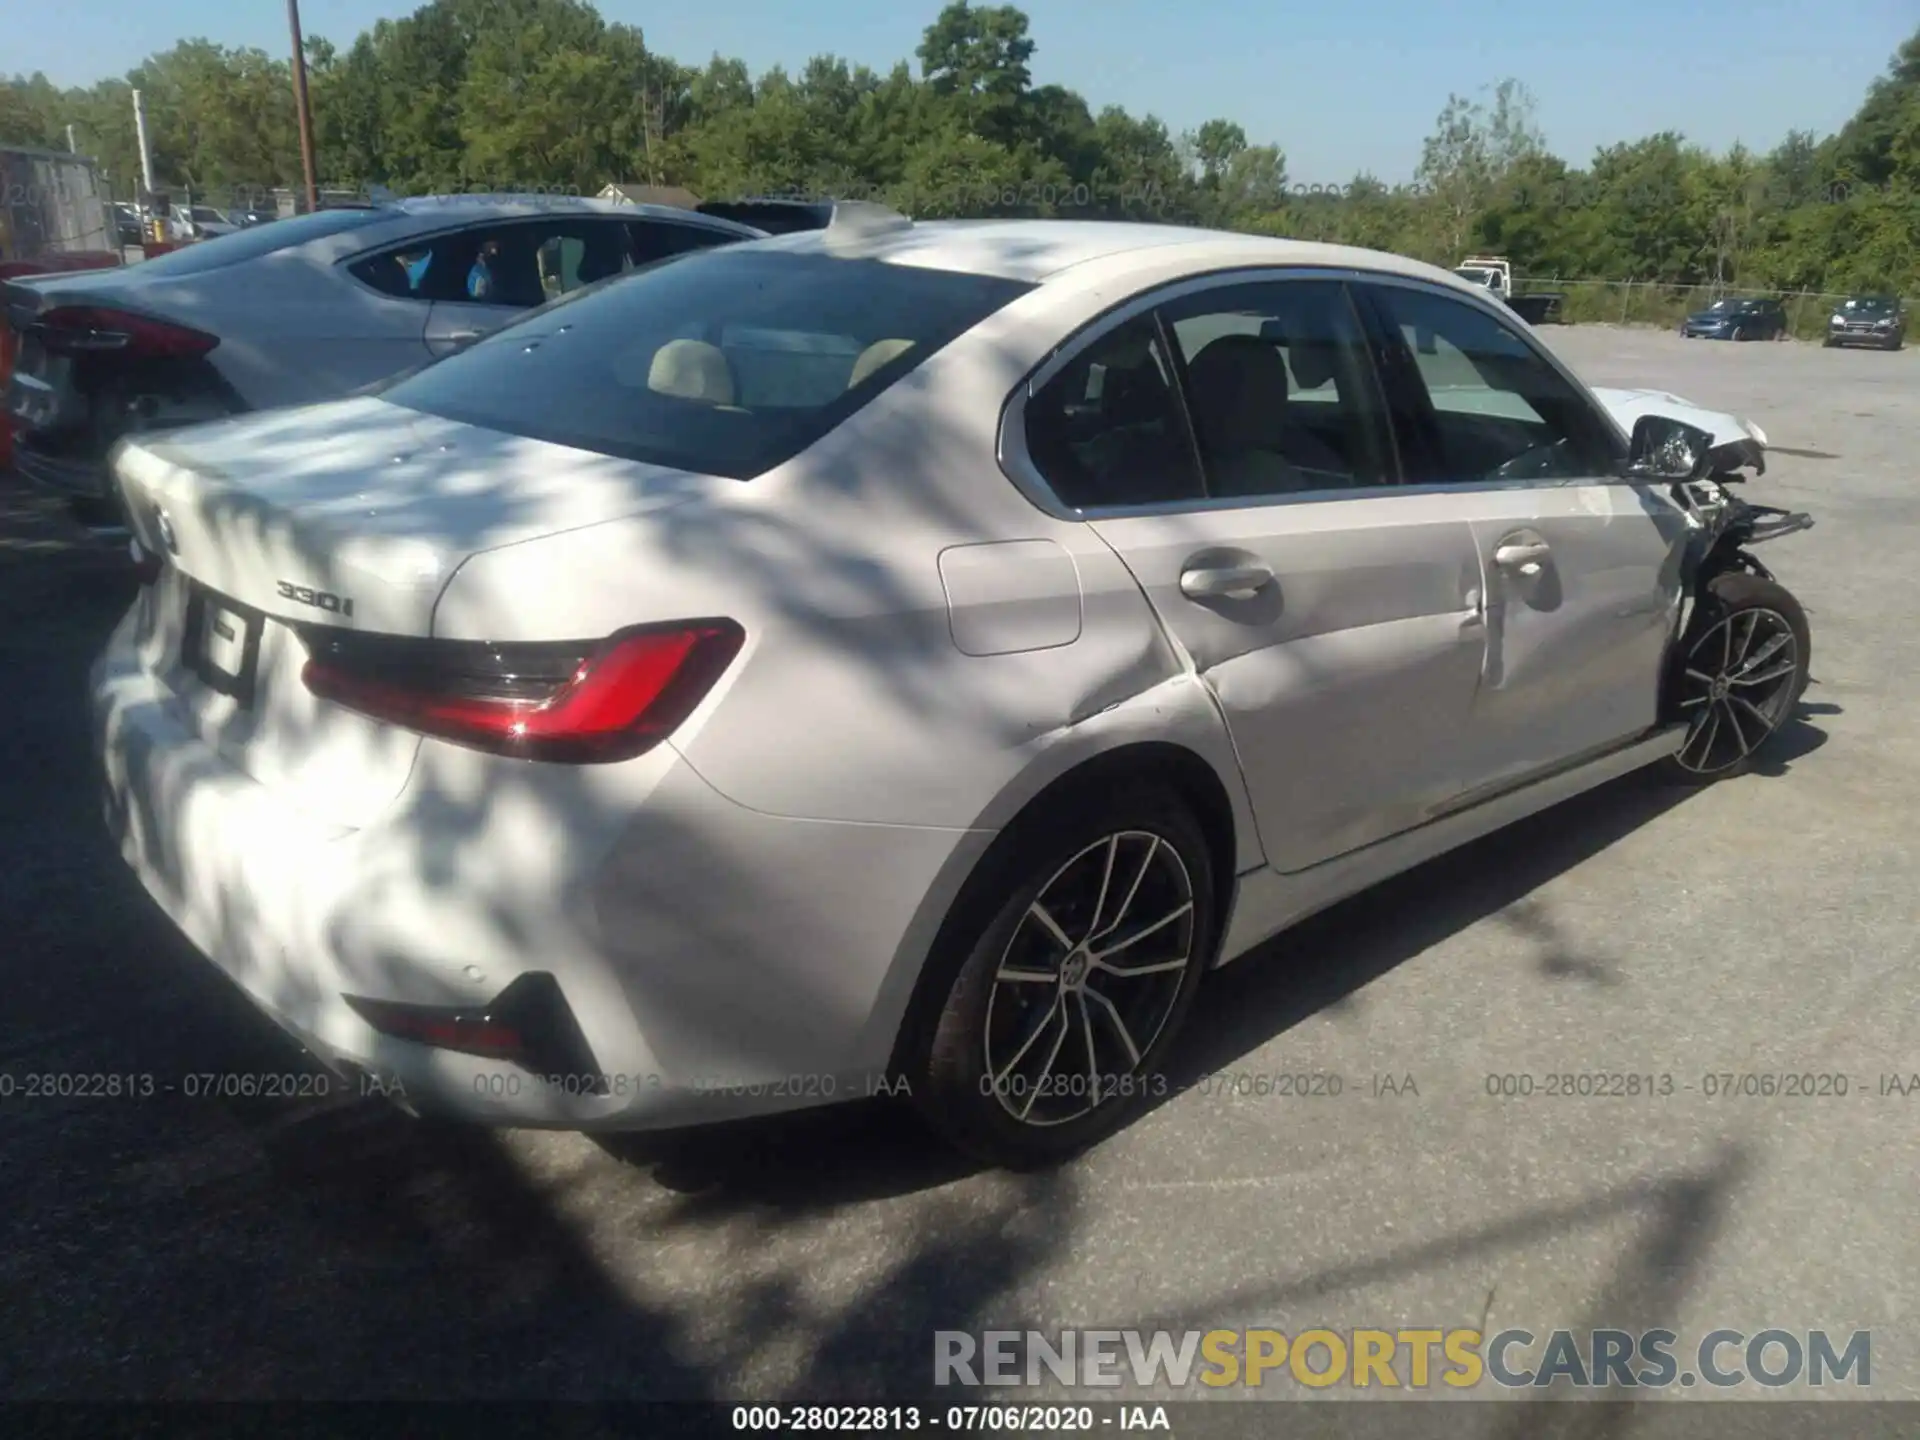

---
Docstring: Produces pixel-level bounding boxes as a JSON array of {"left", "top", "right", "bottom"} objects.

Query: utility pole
[
  {"left": 287, "top": 0, "right": 320, "bottom": 213},
  {"left": 131, "top": 89, "right": 156, "bottom": 193}
]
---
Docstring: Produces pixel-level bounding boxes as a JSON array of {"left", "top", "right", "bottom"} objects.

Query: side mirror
[{"left": 1625, "top": 414, "right": 1716, "bottom": 480}]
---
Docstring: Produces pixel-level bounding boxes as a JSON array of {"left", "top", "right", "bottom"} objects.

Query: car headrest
[
  {"left": 1287, "top": 340, "right": 1339, "bottom": 391},
  {"left": 1185, "top": 335, "right": 1290, "bottom": 451},
  {"left": 648, "top": 340, "right": 735, "bottom": 406},
  {"left": 847, "top": 338, "right": 915, "bottom": 389}
]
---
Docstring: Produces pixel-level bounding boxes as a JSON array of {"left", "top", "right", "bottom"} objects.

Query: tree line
[{"left": 3, "top": 0, "right": 1917, "bottom": 295}]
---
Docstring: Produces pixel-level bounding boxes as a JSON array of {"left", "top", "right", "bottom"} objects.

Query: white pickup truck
[{"left": 1454, "top": 254, "right": 1564, "bottom": 325}]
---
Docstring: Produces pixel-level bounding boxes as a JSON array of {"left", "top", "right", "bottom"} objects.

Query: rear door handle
[
  {"left": 445, "top": 329, "right": 484, "bottom": 344},
  {"left": 1494, "top": 540, "right": 1550, "bottom": 576},
  {"left": 1179, "top": 562, "right": 1272, "bottom": 600}
]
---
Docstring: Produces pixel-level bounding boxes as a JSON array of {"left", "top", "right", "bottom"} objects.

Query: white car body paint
[{"left": 96, "top": 220, "right": 1741, "bottom": 1135}]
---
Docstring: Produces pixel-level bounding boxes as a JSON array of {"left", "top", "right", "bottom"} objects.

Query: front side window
[
  {"left": 380, "top": 249, "right": 1031, "bottom": 479},
  {"left": 1368, "top": 283, "right": 1620, "bottom": 484}
]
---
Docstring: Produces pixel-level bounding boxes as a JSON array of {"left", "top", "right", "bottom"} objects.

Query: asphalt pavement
[{"left": 0, "top": 326, "right": 1914, "bottom": 1417}]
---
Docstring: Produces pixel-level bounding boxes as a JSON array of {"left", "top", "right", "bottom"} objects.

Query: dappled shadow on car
[{"left": 2, "top": 316, "right": 1081, "bottom": 1399}]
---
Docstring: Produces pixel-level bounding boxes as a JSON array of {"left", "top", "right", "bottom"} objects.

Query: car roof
[
  {"left": 382, "top": 194, "right": 760, "bottom": 235},
  {"left": 743, "top": 218, "right": 1486, "bottom": 294}
]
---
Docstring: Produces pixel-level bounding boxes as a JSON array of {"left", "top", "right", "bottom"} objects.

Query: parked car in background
[
  {"left": 1680, "top": 296, "right": 1788, "bottom": 341},
  {"left": 93, "top": 215, "right": 1811, "bottom": 1170},
  {"left": 0, "top": 144, "right": 124, "bottom": 472},
  {"left": 170, "top": 205, "right": 240, "bottom": 239},
  {"left": 3, "top": 195, "right": 762, "bottom": 527},
  {"left": 229, "top": 205, "right": 279, "bottom": 229},
  {"left": 111, "top": 203, "right": 144, "bottom": 247},
  {"left": 1824, "top": 294, "right": 1905, "bottom": 350}
]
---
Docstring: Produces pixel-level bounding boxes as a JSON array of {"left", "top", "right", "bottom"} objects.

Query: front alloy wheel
[
  {"left": 1662, "top": 575, "right": 1810, "bottom": 782},
  {"left": 907, "top": 785, "right": 1215, "bottom": 1168}
]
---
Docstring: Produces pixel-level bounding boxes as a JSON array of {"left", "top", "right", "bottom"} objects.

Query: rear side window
[
  {"left": 628, "top": 220, "right": 746, "bottom": 262},
  {"left": 380, "top": 250, "right": 1033, "bottom": 479},
  {"left": 124, "top": 208, "right": 386, "bottom": 276}
]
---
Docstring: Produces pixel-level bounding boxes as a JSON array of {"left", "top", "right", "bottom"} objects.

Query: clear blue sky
[{"left": 12, "top": 0, "right": 1915, "bottom": 182}]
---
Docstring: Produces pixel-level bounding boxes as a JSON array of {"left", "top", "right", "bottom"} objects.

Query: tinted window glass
[
  {"left": 1025, "top": 313, "right": 1202, "bottom": 508},
  {"left": 629, "top": 220, "right": 747, "bottom": 262},
  {"left": 1161, "top": 280, "right": 1392, "bottom": 494},
  {"left": 1370, "top": 284, "right": 1619, "bottom": 483},
  {"left": 381, "top": 249, "right": 1032, "bottom": 480},
  {"left": 126, "top": 208, "right": 386, "bottom": 276},
  {"left": 350, "top": 218, "right": 630, "bottom": 305}
]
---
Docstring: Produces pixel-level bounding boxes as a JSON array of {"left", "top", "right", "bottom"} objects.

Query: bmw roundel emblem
[{"left": 154, "top": 508, "right": 178, "bottom": 554}]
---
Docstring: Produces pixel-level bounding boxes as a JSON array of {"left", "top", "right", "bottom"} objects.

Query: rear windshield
[
  {"left": 380, "top": 248, "right": 1034, "bottom": 479},
  {"left": 129, "top": 208, "right": 386, "bottom": 276}
]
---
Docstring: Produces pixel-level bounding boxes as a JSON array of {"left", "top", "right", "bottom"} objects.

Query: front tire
[
  {"left": 1730, "top": 325, "right": 1747, "bottom": 342},
  {"left": 905, "top": 784, "right": 1217, "bottom": 1169},
  {"left": 1657, "top": 573, "right": 1810, "bottom": 784}
]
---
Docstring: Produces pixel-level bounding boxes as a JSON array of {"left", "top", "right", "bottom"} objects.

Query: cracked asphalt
[{"left": 1, "top": 326, "right": 1914, "bottom": 1419}]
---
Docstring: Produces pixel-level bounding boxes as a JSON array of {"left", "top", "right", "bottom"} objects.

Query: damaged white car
[
  {"left": 93, "top": 216, "right": 1814, "bottom": 1170},
  {"left": 1591, "top": 385, "right": 1769, "bottom": 474}
]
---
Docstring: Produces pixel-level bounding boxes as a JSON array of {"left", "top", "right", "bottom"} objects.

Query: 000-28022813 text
[
  {"left": 730, "top": 1404, "right": 1108, "bottom": 1431},
  {"left": 0, "top": 1071, "right": 399, "bottom": 1100}
]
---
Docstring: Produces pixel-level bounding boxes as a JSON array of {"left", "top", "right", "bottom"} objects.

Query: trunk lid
[{"left": 113, "top": 397, "right": 714, "bottom": 829}]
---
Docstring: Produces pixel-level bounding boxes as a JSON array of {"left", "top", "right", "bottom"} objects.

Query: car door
[
  {"left": 1014, "top": 273, "right": 1490, "bottom": 874},
  {"left": 419, "top": 217, "right": 633, "bottom": 356},
  {"left": 1353, "top": 277, "right": 1691, "bottom": 800}
]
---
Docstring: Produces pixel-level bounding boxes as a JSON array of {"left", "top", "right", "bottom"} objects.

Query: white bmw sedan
[{"left": 93, "top": 214, "right": 1808, "bottom": 1168}]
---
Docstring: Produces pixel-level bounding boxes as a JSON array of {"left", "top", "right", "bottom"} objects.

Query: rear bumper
[{"left": 91, "top": 600, "right": 985, "bottom": 1132}]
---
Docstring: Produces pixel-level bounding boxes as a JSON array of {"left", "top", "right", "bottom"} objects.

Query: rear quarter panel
[{"left": 427, "top": 327, "right": 1262, "bottom": 868}]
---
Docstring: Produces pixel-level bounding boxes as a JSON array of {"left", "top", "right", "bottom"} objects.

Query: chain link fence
[{"left": 1517, "top": 277, "right": 1910, "bottom": 342}]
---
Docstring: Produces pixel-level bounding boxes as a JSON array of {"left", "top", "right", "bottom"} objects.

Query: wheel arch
[{"left": 884, "top": 735, "right": 1245, "bottom": 1077}]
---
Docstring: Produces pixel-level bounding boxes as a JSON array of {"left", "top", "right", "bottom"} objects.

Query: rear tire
[
  {"left": 1656, "top": 573, "right": 1810, "bottom": 784},
  {"left": 904, "top": 783, "right": 1217, "bottom": 1169}
]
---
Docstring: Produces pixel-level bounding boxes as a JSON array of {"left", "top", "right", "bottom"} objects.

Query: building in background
[{"left": 597, "top": 182, "right": 701, "bottom": 210}]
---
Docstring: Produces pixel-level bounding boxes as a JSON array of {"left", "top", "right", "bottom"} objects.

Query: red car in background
[{"left": 0, "top": 145, "right": 125, "bottom": 472}]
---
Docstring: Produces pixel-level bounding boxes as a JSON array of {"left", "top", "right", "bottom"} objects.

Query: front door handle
[
  {"left": 1179, "top": 562, "right": 1273, "bottom": 600},
  {"left": 1493, "top": 540, "right": 1550, "bottom": 577},
  {"left": 444, "top": 328, "right": 485, "bottom": 345}
]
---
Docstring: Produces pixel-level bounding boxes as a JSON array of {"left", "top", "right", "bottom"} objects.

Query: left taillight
[
  {"left": 299, "top": 619, "right": 745, "bottom": 764},
  {"left": 36, "top": 305, "right": 219, "bottom": 358}
]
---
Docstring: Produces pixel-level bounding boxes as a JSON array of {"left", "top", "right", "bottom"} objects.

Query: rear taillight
[
  {"left": 300, "top": 620, "right": 744, "bottom": 763},
  {"left": 36, "top": 306, "right": 219, "bottom": 358}
]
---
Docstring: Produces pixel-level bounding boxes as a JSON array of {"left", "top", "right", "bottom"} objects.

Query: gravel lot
[{"left": 1, "top": 326, "right": 1915, "bottom": 1417}]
